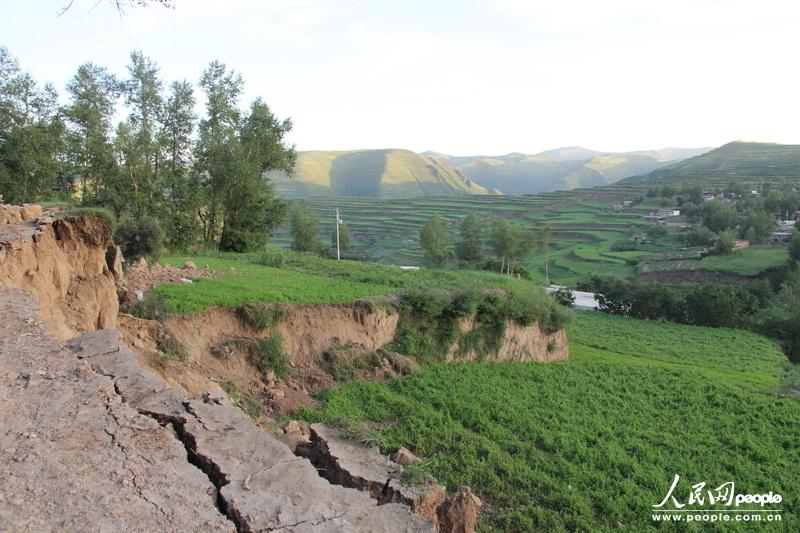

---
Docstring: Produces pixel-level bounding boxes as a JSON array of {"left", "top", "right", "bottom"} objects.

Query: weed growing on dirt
[
  {"left": 125, "top": 292, "right": 171, "bottom": 322},
  {"left": 236, "top": 302, "right": 287, "bottom": 329},
  {"left": 256, "top": 332, "right": 289, "bottom": 378},
  {"left": 218, "top": 380, "right": 262, "bottom": 419},
  {"left": 157, "top": 334, "right": 187, "bottom": 362}
]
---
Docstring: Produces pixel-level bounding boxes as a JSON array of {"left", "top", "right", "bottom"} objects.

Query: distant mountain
[
  {"left": 426, "top": 147, "right": 710, "bottom": 194},
  {"left": 269, "top": 149, "right": 489, "bottom": 199},
  {"left": 624, "top": 141, "right": 800, "bottom": 184}
]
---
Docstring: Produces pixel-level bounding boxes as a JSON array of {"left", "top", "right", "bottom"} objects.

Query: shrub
[
  {"left": 256, "top": 332, "right": 289, "bottom": 378},
  {"left": 449, "top": 288, "right": 482, "bottom": 317},
  {"left": 328, "top": 360, "right": 358, "bottom": 382},
  {"left": 236, "top": 302, "right": 287, "bottom": 330},
  {"left": 62, "top": 207, "right": 117, "bottom": 230},
  {"left": 115, "top": 215, "right": 164, "bottom": 261},
  {"left": 157, "top": 334, "right": 188, "bottom": 362},
  {"left": 254, "top": 248, "right": 287, "bottom": 268},
  {"left": 126, "top": 292, "right": 170, "bottom": 322},
  {"left": 404, "top": 287, "right": 452, "bottom": 317},
  {"left": 506, "top": 290, "right": 539, "bottom": 326},
  {"left": 552, "top": 287, "right": 575, "bottom": 307}
]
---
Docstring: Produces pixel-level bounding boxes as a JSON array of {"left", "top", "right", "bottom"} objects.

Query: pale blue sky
[{"left": 3, "top": 0, "right": 799, "bottom": 154}]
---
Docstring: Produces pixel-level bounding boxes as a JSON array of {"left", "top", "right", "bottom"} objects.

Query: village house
[
  {"left": 770, "top": 231, "right": 792, "bottom": 243},
  {"left": 645, "top": 209, "right": 681, "bottom": 220}
]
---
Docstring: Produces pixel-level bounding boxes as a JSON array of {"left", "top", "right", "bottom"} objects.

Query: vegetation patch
[
  {"left": 156, "top": 333, "right": 188, "bottom": 362},
  {"left": 218, "top": 380, "right": 262, "bottom": 420},
  {"left": 393, "top": 286, "right": 570, "bottom": 362},
  {"left": 60, "top": 207, "right": 117, "bottom": 230},
  {"left": 236, "top": 302, "right": 287, "bottom": 330},
  {"left": 256, "top": 332, "right": 290, "bottom": 378},
  {"left": 300, "top": 312, "right": 798, "bottom": 531},
  {"left": 124, "top": 292, "right": 171, "bottom": 322}
]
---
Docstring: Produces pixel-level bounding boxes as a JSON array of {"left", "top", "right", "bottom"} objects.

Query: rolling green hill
[
  {"left": 427, "top": 147, "right": 709, "bottom": 194},
  {"left": 268, "top": 149, "right": 490, "bottom": 198},
  {"left": 625, "top": 141, "right": 800, "bottom": 185}
]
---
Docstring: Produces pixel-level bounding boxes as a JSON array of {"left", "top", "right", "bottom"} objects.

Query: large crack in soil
[
  {"left": 139, "top": 407, "right": 245, "bottom": 533},
  {"left": 295, "top": 425, "right": 413, "bottom": 507}
]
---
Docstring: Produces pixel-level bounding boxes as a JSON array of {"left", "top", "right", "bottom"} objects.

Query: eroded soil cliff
[{"left": 0, "top": 211, "right": 117, "bottom": 340}]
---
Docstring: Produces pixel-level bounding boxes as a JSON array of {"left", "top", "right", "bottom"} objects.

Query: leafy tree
[
  {"left": 711, "top": 229, "right": 736, "bottom": 256},
  {"left": 0, "top": 47, "right": 64, "bottom": 203},
  {"left": 455, "top": 213, "right": 484, "bottom": 265},
  {"left": 789, "top": 231, "right": 800, "bottom": 265},
  {"left": 508, "top": 223, "right": 536, "bottom": 275},
  {"left": 289, "top": 201, "right": 321, "bottom": 253},
  {"left": 219, "top": 98, "right": 291, "bottom": 252},
  {"left": 195, "top": 60, "right": 244, "bottom": 244},
  {"left": 686, "top": 226, "right": 715, "bottom": 247},
  {"left": 646, "top": 225, "right": 668, "bottom": 239},
  {"left": 490, "top": 218, "right": 537, "bottom": 275},
  {"left": 159, "top": 80, "right": 199, "bottom": 249},
  {"left": 419, "top": 214, "right": 451, "bottom": 267},
  {"left": 115, "top": 214, "right": 163, "bottom": 260},
  {"left": 63, "top": 62, "right": 120, "bottom": 206},
  {"left": 331, "top": 222, "right": 351, "bottom": 254},
  {"left": 741, "top": 211, "right": 775, "bottom": 243},
  {"left": 684, "top": 284, "right": 760, "bottom": 328},
  {"left": 490, "top": 219, "right": 514, "bottom": 274},
  {"left": 701, "top": 201, "right": 738, "bottom": 232},
  {"left": 195, "top": 63, "right": 293, "bottom": 251},
  {"left": 118, "top": 50, "right": 163, "bottom": 212}
]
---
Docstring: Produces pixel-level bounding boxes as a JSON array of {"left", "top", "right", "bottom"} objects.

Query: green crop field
[
  {"left": 271, "top": 186, "right": 790, "bottom": 286},
  {"left": 301, "top": 311, "right": 799, "bottom": 531},
  {"left": 698, "top": 246, "right": 790, "bottom": 276}
]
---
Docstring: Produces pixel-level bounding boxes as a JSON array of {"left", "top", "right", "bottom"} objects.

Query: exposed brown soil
[
  {"left": 118, "top": 258, "right": 215, "bottom": 306},
  {"left": 0, "top": 203, "right": 576, "bottom": 533},
  {"left": 0, "top": 210, "right": 118, "bottom": 340}
]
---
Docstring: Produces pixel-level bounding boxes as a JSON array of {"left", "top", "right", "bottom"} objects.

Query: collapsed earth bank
[{"left": 0, "top": 205, "right": 569, "bottom": 532}]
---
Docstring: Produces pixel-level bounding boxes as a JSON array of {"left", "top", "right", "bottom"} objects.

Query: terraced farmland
[
  {"left": 272, "top": 164, "right": 793, "bottom": 285},
  {"left": 271, "top": 189, "right": 655, "bottom": 283}
]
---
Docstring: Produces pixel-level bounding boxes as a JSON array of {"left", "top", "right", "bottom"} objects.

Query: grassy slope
[
  {"left": 301, "top": 311, "right": 799, "bottom": 531},
  {"left": 156, "top": 252, "right": 534, "bottom": 314},
  {"left": 626, "top": 141, "right": 800, "bottom": 186},
  {"left": 271, "top": 149, "right": 488, "bottom": 198},
  {"left": 698, "top": 246, "right": 789, "bottom": 276}
]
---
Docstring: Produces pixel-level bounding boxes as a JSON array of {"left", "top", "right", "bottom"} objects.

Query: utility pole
[
  {"left": 335, "top": 207, "right": 341, "bottom": 260},
  {"left": 545, "top": 255, "right": 549, "bottom": 285}
]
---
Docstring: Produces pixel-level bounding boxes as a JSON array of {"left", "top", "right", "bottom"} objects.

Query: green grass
[
  {"left": 699, "top": 246, "right": 789, "bottom": 276},
  {"left": 156, "top": 250, "right": 535, "bottom": 314},
  {"left": 568, "top": 311, "right": 786, "bottom": 390},
  {"left": 154, "top": 257, "right": 396, "bottom": 314},
  {"left": 300, "top": 311, "right": 798, "bottom": 531}
]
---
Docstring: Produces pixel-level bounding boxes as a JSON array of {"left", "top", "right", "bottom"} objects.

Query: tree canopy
[{"left": 0, "top": 47, "right": 295, "bottom": 255}]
